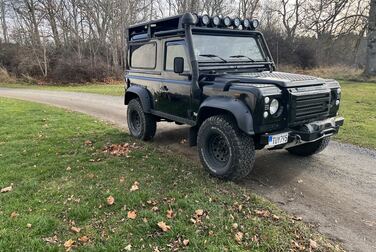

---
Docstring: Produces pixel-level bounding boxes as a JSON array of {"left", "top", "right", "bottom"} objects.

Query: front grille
[{"left": 289, "top": 91, "right": 330, "bottom": 125}]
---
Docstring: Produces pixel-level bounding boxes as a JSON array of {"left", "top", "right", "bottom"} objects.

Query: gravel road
[{"left": 1, "top": 88, "right": 375, "bottom": 252}]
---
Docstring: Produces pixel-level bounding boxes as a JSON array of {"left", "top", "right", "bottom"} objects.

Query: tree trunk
[
  {"left": 365, "top": 0, "right": 376, "bottom": 76},
  {"left": 0, "top": 0, "right": 8, "bottom": 43}
]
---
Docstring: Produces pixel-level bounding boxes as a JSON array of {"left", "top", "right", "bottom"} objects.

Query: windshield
[{"left": 192, "top": 34, "right": 266, "bottom": 63}]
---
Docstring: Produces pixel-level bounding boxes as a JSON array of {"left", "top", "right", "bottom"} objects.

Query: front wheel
[
  {"left": 127, "top": 99, "right": 156, "bottom": 141},
  {"left": 287, "top": 137, "right": 330, "bottom": 156},
  {"left": 197, "top": 115, "right": 256, "bottom": 181}
]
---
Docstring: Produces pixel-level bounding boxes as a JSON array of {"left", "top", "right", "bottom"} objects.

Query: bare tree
[
  {"left": 365, "top": 0, "right": 376, "bottom": 76},
  {"left": 0, "top": 0, "right": 8, "bottom": 43},
  {"left": 238, "top": 0, "right": 260, "bottom": 18}
]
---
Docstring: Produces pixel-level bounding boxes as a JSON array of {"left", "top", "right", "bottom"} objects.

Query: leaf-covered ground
[{"left": 0, "top": 98, "right": 342, "bottom": 251}]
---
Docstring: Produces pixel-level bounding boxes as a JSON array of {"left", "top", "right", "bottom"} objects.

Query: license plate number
[{"left": 268, "top": 132, "right": 289, "bottom": 146}]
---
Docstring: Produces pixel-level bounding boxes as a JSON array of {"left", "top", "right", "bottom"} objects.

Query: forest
[{"left": 0, "top": 0, "right": 375, "bottom": 83}]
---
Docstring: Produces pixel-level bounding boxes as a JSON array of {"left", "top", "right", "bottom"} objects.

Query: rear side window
[
  {"left": 165, "top": 41, "right": 190, "bottom": 72},
  {"left": 130, "top": 43, "right": 156, "bottom": 69}
]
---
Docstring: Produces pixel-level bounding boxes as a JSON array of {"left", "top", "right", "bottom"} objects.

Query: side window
[
  {"left": 130, "top": 43, "right": 156, "bottom": 69},
  {"left": 165, "top": 41, "right": 190, "bottom": 72}
]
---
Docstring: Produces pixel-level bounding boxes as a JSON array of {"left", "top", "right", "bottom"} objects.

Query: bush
[
  {"left": 50, "top": 57, "right": 110, "bottom": 83},
  {"left": 0, "top": 67, "right": 15, "bottom": 83}
]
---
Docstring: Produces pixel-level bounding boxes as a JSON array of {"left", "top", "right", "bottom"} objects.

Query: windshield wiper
[
  {"left": 199, "top": 54, "right": 227, "bottom": 63},
  {"left": 229, "top": 55, "right": 255, "bottom": 62}
]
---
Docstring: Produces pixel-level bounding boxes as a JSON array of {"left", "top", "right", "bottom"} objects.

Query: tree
[
  {"left": 0, "top": 0, "right": 8, "bottom": 43},
  {"left": 365, "top": 0, "right": 376, "bottom": 76}
]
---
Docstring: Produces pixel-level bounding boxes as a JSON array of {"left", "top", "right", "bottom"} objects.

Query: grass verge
[
  {"left": 336, "top": 81, "right": 376, "bottom": 149},
  {"left": 0, "top": 82, "right": 124, "bottom": 96},
  {"left": 0, "top": 98, "right": 341, "bottom": 251}
]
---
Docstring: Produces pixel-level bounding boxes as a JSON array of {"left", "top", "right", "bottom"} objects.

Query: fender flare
[
  {"left": 198, "top": 96, "right": 254, "bottom": 135},
  {"left": 124, "top": 85, "right": 152, "bottom": 113}
]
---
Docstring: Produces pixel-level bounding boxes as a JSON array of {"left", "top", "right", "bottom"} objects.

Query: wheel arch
[
  {"left": 197, "top": 96, "right": 255, "bottom": 135},
  {"left": 124, "top": 85, "right": 153, "bottom": 113}
]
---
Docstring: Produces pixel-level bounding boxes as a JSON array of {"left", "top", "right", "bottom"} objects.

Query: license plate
[{"left": 268, "top": 132, "right": 289, "bottom": 146}]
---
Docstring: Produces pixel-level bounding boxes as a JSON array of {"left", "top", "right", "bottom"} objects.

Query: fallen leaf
[
  {"left": 292, "top": 240, "right": 305, "bottom": 250},
  {"left": 1, "top": 185, "right": 12, "bottom": 193},
  {"left": 78, "top": 236, "right": 89, "bottom": 243},
  {"left": 157, "top": 221, "right": 171, "bottom": 232},
  {"left": 66, "top": 166, "right": 71, "bottom": 171},
  {"left": 272, "top": 214, "right": 280, "bottom": 220},
  {"left": 70, "top": 226, "right": 81, "bottom": 233},
  {"left": 64, "top": 239, "right": 75, "bottom": 249},
  {"left": 119, "top": 176, "right": 125, "bottom": 183},
  {"left": 183, "top": 239, "right": 189, "bottom": 246},
  {"left": 130, "top": 181, "right": 139, "bottom": 192},
  {"left": 232, "top": 223, "right": 238, "bottom": 229},
  {"left": 292, "top": 216, "right": 303, "bottom": 221},
  {"left": 255, "top": 209, "right": 270, "bottom": 217},
  {"left": 103, "top": 143, "right": 132, "bottom": 157},
  {"left": 124, "top": 244, "right": 132, "bottom": 251},
  {"left": 42, "top": 235, "right": 58, "bottom": 244},
  {"left": 166, "top": 209, "right": 174, "bottom": 219},
  {"left": 84, "top": 140, "right": 92, "bottom": 145},
  {"left": 127, "top": 210, "right": 137, "bottom": 219},
  {"left": 10, "top": 211, "right": 18, "bottom": 218},
  {"left": 297, "top": 179, "right": 303, "bottom": 183},
  {"left": 309, "top": 239, "right": 318, "bottom": 249},
  {"left": 235, "top": 231, "right": 244, "bottom": 243},
  {"left": 195, "top": 209, "right": 204, "bottom": 216},
  {"left": 151, "top": 206, "right": 159, "bottom": 212},
  {"left": 26, "top": 223, "right": 32, "bottom": 228},
  {"left": 107, "top": 195, "right": 115, "bottom": 205}
]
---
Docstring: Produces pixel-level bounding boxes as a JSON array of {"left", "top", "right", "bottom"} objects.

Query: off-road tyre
[
  {"left": 287, "top": 137, "right": 330, "bottom": 156},
  {"left": 197, "top": 115, "right": 255, "bottom": 181},
  {"left": 127, "top": 99, "right": 156, "bottom": 141}
]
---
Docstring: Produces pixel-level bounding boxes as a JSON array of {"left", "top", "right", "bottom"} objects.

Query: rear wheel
[
  {"left": 127, "top": 99, "right": 156, "bottom": 141},
  {"left": 287, "top": 137, "right": 330, "bottom": 156},
  {"left": 197, "top": 115, "right": 255, "bottom": 180}
]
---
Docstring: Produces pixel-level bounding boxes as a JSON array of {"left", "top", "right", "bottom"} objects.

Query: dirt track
[{"left": 1, "top": 88, "right": 375, "bottom": 252}]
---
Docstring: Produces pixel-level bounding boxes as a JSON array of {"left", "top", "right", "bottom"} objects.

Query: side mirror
[{"left": 173, "top": 57, "right": 184, "bottom": 74}]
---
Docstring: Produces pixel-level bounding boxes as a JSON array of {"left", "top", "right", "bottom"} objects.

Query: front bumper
[{"left": 260, "top": 117, "right": 344, "bottom": 148}]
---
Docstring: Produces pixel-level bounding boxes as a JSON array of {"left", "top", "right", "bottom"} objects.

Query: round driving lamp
[
  {"left": 251, "top": 19, "right": 260, "bottom": 29},
  {"left": 269, "top": 99, "right": 279, "bottom": 115},
  {"left": 213, "top": 16, "right": 221, "bottom": 26},
  {"left": 234, "top": 18, "right": 241, "bottom": 27},
  {"left": 224, "top": 16, "right": 232, "bottom": 27},
  {"left": 202, "top": 15, "right": 211, "bottom": 26},
  {"left": 191, "top": 13, "right": 199, "bottom": 25},
  {"left": 243, "top": 19, "right": 251, "bottom": 29}
]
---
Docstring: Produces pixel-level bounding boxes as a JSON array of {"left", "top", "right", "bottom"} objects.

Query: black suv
[{"left": 125, "top": 13, "right": 344, "bottom": 180}]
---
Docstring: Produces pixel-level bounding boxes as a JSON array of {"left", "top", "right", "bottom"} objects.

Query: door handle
[{"left": 160, "top": 85, "right": 169, "bottom": 91}]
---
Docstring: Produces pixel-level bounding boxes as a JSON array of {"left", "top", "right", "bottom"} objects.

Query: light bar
[{"left": 188, "top": 14, "right": 260, "bottom": 30}]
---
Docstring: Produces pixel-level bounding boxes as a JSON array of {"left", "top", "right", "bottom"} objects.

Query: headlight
[
  {"left": 269, "top": 99, "right": 279, "bottom": 115},
  {"left": 243, "top": 19, "right": 251, "bottom": 28},
  {"left": 251, "top": 19, "right": 259, "bottom": 29}
]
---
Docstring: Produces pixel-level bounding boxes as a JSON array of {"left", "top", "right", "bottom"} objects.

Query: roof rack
[{"left": 128, "top": 13, "right": 260, "bottom": 42}]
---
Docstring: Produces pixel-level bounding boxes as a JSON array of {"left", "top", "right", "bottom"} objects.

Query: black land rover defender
[{"left": 124, "top": 13, "right": 344, "bottom": 180}]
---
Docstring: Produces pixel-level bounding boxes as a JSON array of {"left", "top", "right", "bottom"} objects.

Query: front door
[{"left": 156, "top": 40, "right": 192, "bottom": 119}]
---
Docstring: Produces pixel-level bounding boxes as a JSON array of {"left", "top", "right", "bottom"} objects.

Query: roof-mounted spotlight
[
  {"left": 251, "top": 19, "right": 260, "bottom": 29},
  {"left": 223, "top": 16, "right": 232, "bottom": 27},
  {"left": 243, "top": 19, "right": 251, "bottom": 29},
  {"left": 191, "top": 13, "right": 199, "bottom": 25},
  {"left": 213, "top": 15, "right": 221, "bottom": 27},
  {"left": 201, "top": 14, "right": 211, "bottom": 26},
  {"left": 234, "top": 18, "right": 241, "bottom": 28}
]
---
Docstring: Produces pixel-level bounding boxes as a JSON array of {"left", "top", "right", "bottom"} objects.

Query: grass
[
  {"left": 0, "top": 82, "right": 124, "bottom": 96},
  {"left": 335, "top": 81, "right": 376, "bottom": 149},
  {"left": 0, "top": 98, "right": 341, "bottom": 251}
]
